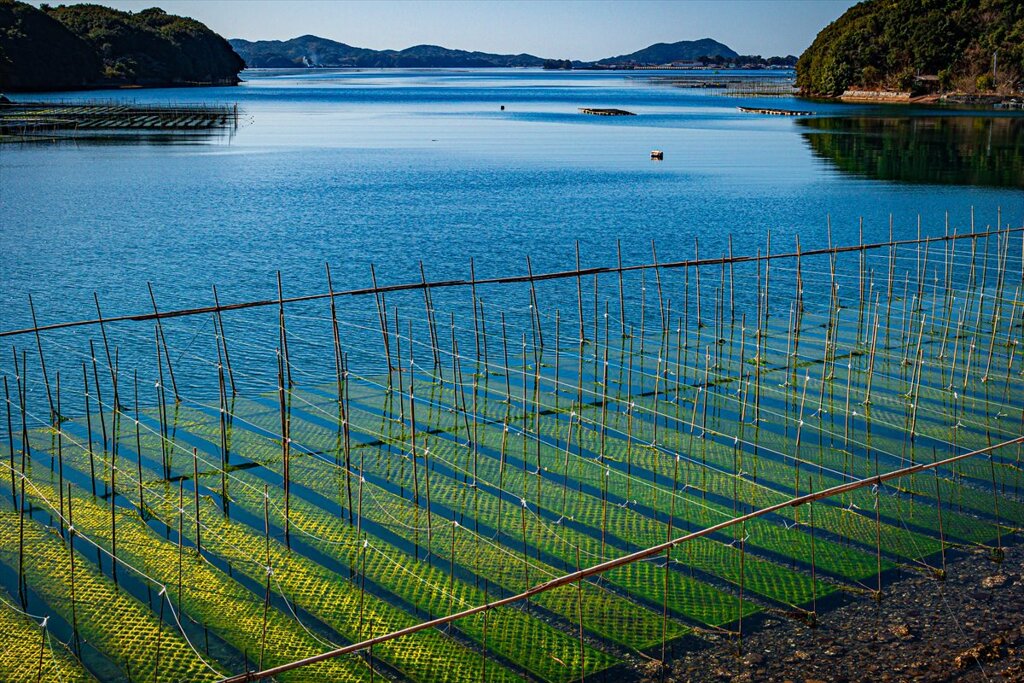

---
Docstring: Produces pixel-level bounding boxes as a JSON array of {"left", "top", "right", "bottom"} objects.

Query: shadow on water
[{"left": 798, "top": 115, "right": 1024, "bottom": 188}]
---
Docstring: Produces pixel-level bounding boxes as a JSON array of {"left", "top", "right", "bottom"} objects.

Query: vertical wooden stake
[
  {"left": 27, "top": 294, "right": 55, "bottom": 421},
  {"left": 212, "top": 285, "right": 237, "bottom": 396},
  {"left": 526, "top": 255, "right": 545, "bottom": 353},
  {"left": 260, "top": 485, "right": 271, "bottom": 669},
  {"left": 4, "top": 376, "right": 15, "bottom": 503},
  {"left": 67, "top": 483, "right": 80, "bottom": 656},
  {"left": 276, "top": 350, "right": 290, "bottom": 549},
  {"left": 153, "top": 330, "right": 169, "bottom": 479},
  {"left": 56, "top": 372, "right": 65, "bottom": 539},
  {"left": 617, "top": 240, "right": 626, "bottom": 338},
  {"left": 192, "top": 447, "right": 202, "bottom": 555},
  {"left": 369, "top": 264, "right": 393, "bottom": 374},
  {"left": 576, "top": 241, "right": 585, "bottom": 345},
  {"left": 177, "top": 480, "right": 184, "bottom": 615},
  {"left": 110, "top": 380, "right": 119, "bottom": 590},
  {"left": 576, "top": 545, "right": 585, "bottom": 683},
  {"left": 277, "top": 272, "right": 293, "bottom": 389},
  {"left": 419, "top": 261, "right": 441, "bottom": 372},
  {"left": 146, "top": 285, "right": 178, "bottom": 403},
  {"left": 933, "top": 466, "right": 947, "bottom": 578},
  {"left": 133, "top": 371, "right": 145, "bottom": 516},
  {"left": 89, "top": 339, "right": 109, "bottom": 456}
]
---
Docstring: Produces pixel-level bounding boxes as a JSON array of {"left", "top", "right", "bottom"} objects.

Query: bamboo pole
[
  {"left": 56, "top": 372, "right": 65, "bottom": 538},
  {"left": 4, "top": 376, "right": 15, "bottom": 503},
  {"left": 277, "top": 271, "right": 293, "bottom": 389},
  {"left": 276, "top": 349, "right": 290, "bottom": 549},
  {"left": 326, "top": 264, "right": 353, "bottom": 525},
  {"left": 526, "top": 255, "right": 544, "bottom": 353},
  {"left": 153, "top": 329, "right": 169, "bottom": 480},
  {"left": 420, "top": 261, "right": 441, "bottom": 372},
  {"left": 133, "top": 371, "right": 145, "bottom": 515},
  {"left": 147, "top": 284, "right": 179, "bottom": 403},
  {"left": 369, "top": 264, "right": 393, "bottom": 374},
  {"left": 260, "top": 485, "right": 271, "bottom": 669},
  {"left": 192, "top": 447, "right": 202, "bottom": 554},
  {"left": 212, "top": 285, "right": 237, "bottom": 396},
  {"left": 617, "top": 241, "right": 626, "bottom": 338},
  {"left": 576, "top": 242, "right": 585, "bottom": 344},
  {"left": 27, "top": 294, "right": 55, "bottom": 421},
  {"left": 67, "top": 483, "right": 80, "bottom": 656},
  {"left": 216, "top": 350, "right": 229, "bottom": 514},
  {"left": 177, "top": 480, "right": 184, "bottom": 615}
]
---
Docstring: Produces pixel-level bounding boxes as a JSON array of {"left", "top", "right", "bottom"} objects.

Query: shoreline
[
  {"left": 642, "top": 544, "right": 1024, "bottom": 682},
  {"left": 804, "top": 88, "right": 1022, "bottom": 107}
]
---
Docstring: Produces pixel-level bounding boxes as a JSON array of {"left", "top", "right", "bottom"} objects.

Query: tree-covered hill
[
  {"left": 0, "top": 0, "right": 101, "bottom": 90},
  {"left": 595, "top": 38, "right": 738, "bottom": 66},
  {"left": 796, "top": 0, "right": 1023, "bottom": 97},
  {"left": 0, "top": 0, "right": 244, "bottom": 92}
]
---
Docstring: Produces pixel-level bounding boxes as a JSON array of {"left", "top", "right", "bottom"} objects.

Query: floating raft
[
  {"left": 0, "top": 100, "right": 238, "bottom": 139},
  {"left": 579, "top": 107, "right": 635, "bottom": 116},
  {"left": 738, "top": 106, "right": 814, "bottom": 116}
]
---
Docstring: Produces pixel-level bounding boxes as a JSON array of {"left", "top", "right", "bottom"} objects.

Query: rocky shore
[{"left": 639, "top": 544, "right": 1023, "bottom": 682}]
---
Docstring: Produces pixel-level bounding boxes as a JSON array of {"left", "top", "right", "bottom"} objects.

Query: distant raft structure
[
  {"left": 579, "top": 107, "right": 636, "bottom": 116},
  {"left": 737, "top": 105, "right": 815, "bottom": 116},
  {"left": 651, "top": 75, "right": 798, "bottom": 97},
  {"left": 0, "top": 99, "right": 239, "bottom": 142}
]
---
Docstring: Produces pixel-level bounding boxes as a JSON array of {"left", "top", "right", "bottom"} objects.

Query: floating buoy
[
  {"left": 500, "top": 105, "right": 505, "bottom": 111},
  {"left": 650, "top": 150, "right": 664, "bottom": 160}
]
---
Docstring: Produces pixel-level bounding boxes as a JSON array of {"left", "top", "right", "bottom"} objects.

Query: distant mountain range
[
  {"left": 229, "top": 35, "right": 545, "bottom": 68},
  {"left": 229, "top": 35, "right": 742, "bottom": 69}
]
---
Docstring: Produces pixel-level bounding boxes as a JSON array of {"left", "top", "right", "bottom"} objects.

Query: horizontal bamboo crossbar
[
  {"left": 3, "top": 226, "right": 1020, "bottom": 339},
  {"left": 218, "top": 434, "right": 1024, "bottom": 683}
]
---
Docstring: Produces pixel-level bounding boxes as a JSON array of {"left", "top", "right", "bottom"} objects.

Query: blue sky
[{"left": 41, "top": 1, "right": 859, "bottom": 60}]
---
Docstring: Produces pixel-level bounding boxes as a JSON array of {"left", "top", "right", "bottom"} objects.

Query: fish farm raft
[
  {"left": 0, "top": 100, "right": 239, "bottom": 143},
  {"left": 1, "top": 217, "right": 1022, "bottom": 682}
]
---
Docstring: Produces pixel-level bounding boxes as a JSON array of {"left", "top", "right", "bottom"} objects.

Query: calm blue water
[{"left": 1, "top": 68, "right": 1021, "bottom": 406}]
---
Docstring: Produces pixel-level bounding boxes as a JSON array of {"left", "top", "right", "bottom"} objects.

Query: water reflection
[{"left": 799, "top": 115, "right": 1024, "bottom": 188}]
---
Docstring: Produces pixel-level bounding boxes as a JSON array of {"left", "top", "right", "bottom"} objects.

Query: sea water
[{"left": 1, "top": 68, "right": 1021, "bottom": 400}]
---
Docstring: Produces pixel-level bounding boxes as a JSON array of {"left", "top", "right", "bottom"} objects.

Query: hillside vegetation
[
  {"left": 796, "top": 0, "right": 1023, "bottom": 96},
  {"left": 0, "top": 0, "right": 243, "bottom": 92},
  {"left": 0, "top": 0, "right": 100, "bottom": 90}
]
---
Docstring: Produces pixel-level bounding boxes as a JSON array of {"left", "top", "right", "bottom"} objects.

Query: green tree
[{"left": 797, "top": 0, "right": 1022, "bottom": 97}]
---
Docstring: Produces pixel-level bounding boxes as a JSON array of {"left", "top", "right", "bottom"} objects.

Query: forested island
[
  {"left": 0, "top": 0, "right": 244, "bottom": 91},
  {"left": 231, "top": 35, "right": 794, "bottom": 71},
  {"left": 797, "top": 0, "right": 1023, "bottom": 97}
]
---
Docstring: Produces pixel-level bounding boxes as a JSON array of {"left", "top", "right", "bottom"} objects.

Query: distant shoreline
[{"left": 238, "top": 65, "right": 795, "bottom": 72}]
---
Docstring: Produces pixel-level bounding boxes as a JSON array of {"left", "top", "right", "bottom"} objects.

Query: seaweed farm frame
[{"left": 1, "top": 216, "right": 1023, "bottom": 682}]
